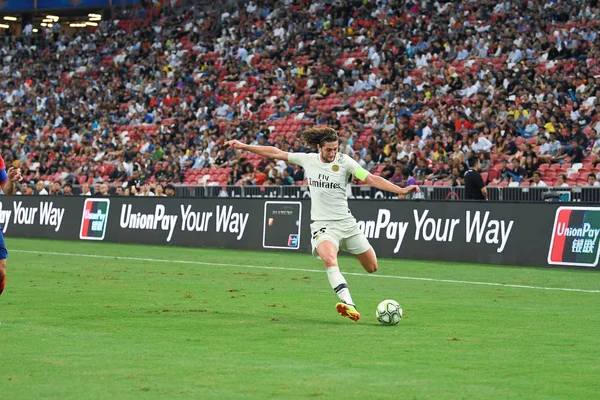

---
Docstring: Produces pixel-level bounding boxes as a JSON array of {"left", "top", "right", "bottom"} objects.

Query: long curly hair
[{"left": 301, "top": 127, "right": 339, "bottom": 148}]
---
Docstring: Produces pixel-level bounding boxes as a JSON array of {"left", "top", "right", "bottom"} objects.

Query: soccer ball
[{"left": 376, "top": 299, "right": 403, "bottom": 326}]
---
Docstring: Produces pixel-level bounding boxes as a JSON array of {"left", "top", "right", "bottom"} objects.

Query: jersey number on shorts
[{"left": 312, "top": 227, "right": 326, "bottom": 240}]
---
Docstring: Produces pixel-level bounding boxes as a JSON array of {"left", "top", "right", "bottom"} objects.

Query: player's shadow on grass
[
  {"left": 139, "top": 307, "right": 387, "bottom": 326},
  {"left": 269, "top": 315, "right": 388, "bottom": 327}
]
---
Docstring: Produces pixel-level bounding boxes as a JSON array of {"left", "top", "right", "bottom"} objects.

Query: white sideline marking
[{"left": 11, "top": 249, "right": 600, "bottom": 294}]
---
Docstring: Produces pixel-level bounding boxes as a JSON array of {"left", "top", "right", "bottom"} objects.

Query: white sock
[{"left": 326, "top": 266, "right": 354, "bottom": 306}]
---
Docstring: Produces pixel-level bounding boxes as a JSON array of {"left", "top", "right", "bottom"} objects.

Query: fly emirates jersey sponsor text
[{"left": 288, "top": 152, "right": 361, "bottom": 221}]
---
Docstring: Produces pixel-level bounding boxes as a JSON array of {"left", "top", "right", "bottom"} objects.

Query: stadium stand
[{"left": 3, "top": 0, "right": 600, "bottom": 195}]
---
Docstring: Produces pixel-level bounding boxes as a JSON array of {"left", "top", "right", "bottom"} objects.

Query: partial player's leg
[
  {"left": 0, "top": 231, "right": 7, "bottom": 295},
  {"left": 311, "top": 223, "right": 360, "bottom": 321},
  {"left": 354, "top": 247, "right": 378, "bottom": 273},
  {"left": 0, "top": 259, "right": 5, "bottom": 295},
  {"left": 318, "top": 241, "right": 360, "bottom": 322},
  {"left": 343, "top": 226, "right": 378, "bottom": 273}
]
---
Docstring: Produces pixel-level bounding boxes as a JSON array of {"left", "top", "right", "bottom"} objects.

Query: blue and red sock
[{"left": 0, "top": 275, "right": 5, "bottom": 295}]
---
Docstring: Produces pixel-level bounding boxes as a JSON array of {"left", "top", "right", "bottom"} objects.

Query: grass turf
[{"left": 1, "top": 238, "right": 600, "bottom": 399}]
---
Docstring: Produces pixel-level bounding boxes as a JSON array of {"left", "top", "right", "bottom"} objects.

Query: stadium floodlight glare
[
  {"left": 85, "top": 22, "right": 98, "bottom": 27},
  {"left": 0, "top": 24, "right": 9, "bottom": 29},
  {"left": 40, "top": 23, "right": 47, "bottom": 27},
  {"left": 89, "top": 16, "right": 102, "bottom": 21},
  {"left": 88, "top": 14, "right": 102, "bottom": 19},
  {"left": 42, "top": 19, "right": 53, "bottom": 23},
  {"left": 69, "top": 23, "right": 86, "bottom": 28},
  {"left": 32, "top": 28, "right": 38, "bottom": 33},
  {"left": 46, "top": 15, "right": 59, "bottom": 21},
  {"left": 3, "top": 16, "right": 17, "bottom": 21}
]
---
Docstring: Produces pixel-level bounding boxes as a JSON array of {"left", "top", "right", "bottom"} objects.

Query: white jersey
[{"left": 288, "top": 152, "right": 361, "bottom": 221}]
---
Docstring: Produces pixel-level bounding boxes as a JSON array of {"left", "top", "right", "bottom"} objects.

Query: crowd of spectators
[{"left": 4, "top": 0, "right": 600, "bottom": 196}]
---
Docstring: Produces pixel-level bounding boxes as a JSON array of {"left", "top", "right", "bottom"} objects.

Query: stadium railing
[{"left": 166, "top": 185, "right": 597, "bottom": 202}]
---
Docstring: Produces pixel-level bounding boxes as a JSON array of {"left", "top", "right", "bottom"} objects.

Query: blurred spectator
[
  {"left": 50, "top": 181, "right": 63, "bottom": 196},
  {"left": 380, "top": 158, "right": 395, "bottom": 179},
  {"left": 413, "top": 159, "right": 433, "bottom": 181},
  {"left": 587, "top": 174, "right": 600, "bottom": 187},
  {"left": 63, "top": 183, "right": 73, "bottom": 196},
  {"left": 477, "top": 153, "right": 491, "bottom": 173},
  {"left": 364, "top": 155, "right": 375, "bottom": 173},
  {"left": 80, "top": 183, "right": 92, "bottom": 196},
  {"left": 556, "top": 174, "right": 570, "bottom": 188},
  {"left": 36, "top": 181, "right": 48, "bottom": 195},
  {"left": 426, "top": 160, "right": 450, "bottom": 181},
  {"left": 521, "top": 144, "right": 538, "bottom": 167},
  {"left": 509, "top": 159, "right": 526, "bottom": 183},
  {"left": 17, "top": 183, "right": 28, "bottom": 196},
  {"left": 548, "top": 133, "right": 564, "bottom": 160},
  {"left": 95, "top": 183, "right": 110, "bottom": 197},
  {"left": 523, "top": 156, "right": 539, "bottom": 180},
  {"left": 155, "top": 184, "right": 166, "bottom": 197},
  {"left": 128, "top": 171, "right": 144, "bottom": 190},
  {"left": 557, "top": 140, "right": 585, "bottom": 164},
  {"left": 402, "top": 170, "right": 417, "bottom": 187},
  {"left": 447, "top": 167, "right": 463, "bottom": 187},
  {"left": 591, "top": 136, "right": 600, "bottom": 156},
  {"left": 505, "top": 134, "right": 519, "bottom": 156},
  {"left": 339, "top": 138, "right": 355, "bottom": 157},
  {"left": 472, "top": 136, "right": 493, "bottom": 156},
  {"left": 281, "top": 169, "right": 294, "bottom": 186},
  {"left": 493, "top": 159, "right": 511, "bottom": 184},
  {"left": 111, "top": 164, "right": 129, "bottom": 183},
  {"left": 292, "top": 166, "right": 304, "bottom": 183},
  {"left": 165, "top": 184, "right": 175, "bottom": 197},
  {"left": 530, "top": 172, "right": 547, "bottom": 188},
  {"left": 537, "top": 136, "right": 553, "bottom": 164},
  {"left": 390, "top": 166, "right": 404, "bottom": 185},
  {"left": 137, "top": 183, "right": 155, "bottom": 197}
]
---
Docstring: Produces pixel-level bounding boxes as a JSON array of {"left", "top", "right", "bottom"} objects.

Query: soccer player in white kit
[{"left": 225, "top": 127, "right": 419, "bottom": 321}]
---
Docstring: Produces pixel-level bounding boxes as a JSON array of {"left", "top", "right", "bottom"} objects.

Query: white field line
[{"left": 11, "top": 249, "right": 600, "bottom": 294}]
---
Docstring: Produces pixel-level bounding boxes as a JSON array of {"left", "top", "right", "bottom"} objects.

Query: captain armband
[{"left": 354, "top": 167, "right": 369, "bottom": 182}]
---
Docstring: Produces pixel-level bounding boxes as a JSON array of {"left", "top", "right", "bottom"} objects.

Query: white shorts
[{"left": 310, "top": 217, "right": 372, "bottom": 258}]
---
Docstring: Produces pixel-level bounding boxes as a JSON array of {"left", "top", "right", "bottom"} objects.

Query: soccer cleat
[
  {"left": 336, "top": 302, "right": 361, "bottom": 322},
  {"left": 0, "top": 275, "right": 5, "bottom": 296}
]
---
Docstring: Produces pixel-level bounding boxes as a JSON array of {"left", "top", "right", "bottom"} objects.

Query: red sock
[{"left": 0, "top": 275, "right": 5, "bottom": 295}]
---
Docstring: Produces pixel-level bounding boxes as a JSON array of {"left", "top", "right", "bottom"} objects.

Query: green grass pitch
[{"left": 2, "top": 238, "right": 600, "bottom": 399}]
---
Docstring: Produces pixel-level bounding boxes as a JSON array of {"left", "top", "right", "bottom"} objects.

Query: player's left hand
[
  {"left": 7, "top": 167, "right": 22, "bottom": 182},
  {"left": 406, "top": 185, "right": 420, "bottom": 193},
  {"left": 225, "top": 140, "right": 245, "bottom": 150}
]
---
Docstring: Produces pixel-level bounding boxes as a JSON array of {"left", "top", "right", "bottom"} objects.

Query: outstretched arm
[
  {"left": 363, "top": 171, "right": 419, "bottom": 197},
  {"left": 2, "top": 167, "right": 22, "bottom": 195},
  {"left": 225, "top": 140, "right": 289, "bottom": 161}
]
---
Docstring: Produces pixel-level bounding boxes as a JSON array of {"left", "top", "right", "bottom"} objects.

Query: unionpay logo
[
  {"left": 80, "top": 199, "right": 110, "bottom": 241},
  {"left": 548, "top": 207, "right": 600, "bottom": 267},
  {"left": 288, "top": 234, "right": 299, "bottom": 248}
]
